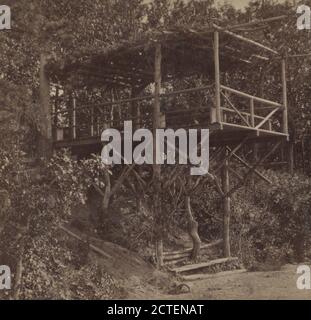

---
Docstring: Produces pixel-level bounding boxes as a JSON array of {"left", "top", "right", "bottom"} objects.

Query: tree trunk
[
  {"left": 101, "top": 170, "right": 111, "bottom": 217},
  {"left": 185, "top": 196, "right": 201, "bottom": 260}
]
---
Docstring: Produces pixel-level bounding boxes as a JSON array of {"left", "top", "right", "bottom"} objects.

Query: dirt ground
[
  {"left": 67, "top": 227, "right": 311, "bottom": 300},
  {"left": 131, "top": 264, "right": 311, "bottom": 300}
]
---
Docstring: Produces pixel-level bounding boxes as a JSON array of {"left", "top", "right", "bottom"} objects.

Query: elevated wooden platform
[{"left": 53, "top": 121, "right": 288, "bottom": 157}]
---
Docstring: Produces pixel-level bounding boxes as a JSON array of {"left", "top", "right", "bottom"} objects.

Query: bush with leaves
[
  {"left": 254, "top": 171, "right": 311, "bottom": 261},
  {"left": 0, "top": 149, "right": 122, "bottom": 299},
  {"left": 228, "top": 171, "right": 311, "bottom": 267}
]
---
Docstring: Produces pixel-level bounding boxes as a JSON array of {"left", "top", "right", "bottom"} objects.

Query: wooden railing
[
  {"left": 219, "top": 85, "right": 287, "bottom": 136},
  {"left": 51, "top": 83, "right": 288, "bottom": 144}
]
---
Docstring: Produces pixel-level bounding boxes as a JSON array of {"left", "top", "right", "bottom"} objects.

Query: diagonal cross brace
[
  {"left": 226, "top": 141, "right": 282, "bottom": 197},
  {"left": 221, "top": 92, "right": 250, "bottom": 127},
  {"left": 227, "top": 147, "right": 272, "bottom": 184},
  {"left": 213, "top": 135, "right": 251, "bottom": 174}
]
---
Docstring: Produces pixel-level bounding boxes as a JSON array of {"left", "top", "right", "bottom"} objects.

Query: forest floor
[
  {"left": 68, "top": 213, "right": 311, "bottom": 300},
  {"left": 129, "top": 264, "right": 311, "bottom": 300}
]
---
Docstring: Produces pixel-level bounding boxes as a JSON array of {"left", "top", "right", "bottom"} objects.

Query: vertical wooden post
[
  {"left": 281, "top": 59, "right": 288, "bottom": 136},
  {"left": 39, "top": 53, "right": 52, "bottom": 157},
  {"left": 214, "top": 31, "right": 222, "bottom": 125},
  {"left": 72, "top": 97, "right": 77, "bottom": 140},
  {"left": 68, "top": 90, "right": 73, "bottom": 138},
  {"left": 251, "top": 143, "right": 258, "bottom": 187},
  {"left": 288, "top": 141, "right": 294, "bottom": 175},
  {"left": 97, "top": 111, "right": 100, "bottom": 136},
  {"left": 131, "top": 87, "right": 141, "bottom": 130},
  {"left": 53, "top": 86, "right": 59, "bottom": 141},
  {"left": 250, "top": 98, "right": 255, "bottom": 127},
  {"left": 154, "top": 43, "right": 163, "bottom": 268},
  {"left": 222, "top": 149, "right": 231, "bottom": 257},
  {"left": 90, "top": 106, "right": 94, "bottom": 137}
]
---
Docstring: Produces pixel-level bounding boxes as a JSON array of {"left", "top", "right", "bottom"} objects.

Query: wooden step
[
  {"left": 181, "top": 268, "right": 247, "bottom": 281},
  {"left": 170, "top": 257, "right": 238, "bottom": 274},
  {"left": 164, "top": 240, "right": 222, "bottom": 261}
]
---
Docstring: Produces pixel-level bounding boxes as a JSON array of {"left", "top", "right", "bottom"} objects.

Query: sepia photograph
[{"left": 1, "top": 0, "right": 311, "bottom": 305}]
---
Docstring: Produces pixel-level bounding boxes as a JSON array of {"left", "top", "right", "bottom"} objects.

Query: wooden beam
[
  {"left": 287, "top": 52, "right": 311, "bottom": 59},
  {"left": 72, "top": 97, "right": 77, "bottom": 140},
  {"left": 282, "top": 59, "right": 289, "bottom": 136},
  {"left": 53, "top": 86, "right": 59, "bottom": 141},
  {"left": 251, "top": 142, "right": 258, "bottom": 186},
  {"left": 214, "top": 135, "right": 251, "bottom": 174},
  {"left": 227, "top": 141, "right": 282, "bottom": 197},
  {"left": 221, "top": 92, "right": 250, "bottom": 127},
  {"left": 221, "top": 122, "right": 288, "bottom": 137},
  {"left": 221, "top": 85, "right": 283, "bottom": 108},
  {"left": 214, "top": 31, "right": 222, "bottom": 124},
  {"left": 164, "top": 240, "right": 223, "bottom": 259},
  {"left": 52, "top": 84, "right": 214, "bottom": 116},
  {"left": 288, "top": 141, "right": 294, "bottom": 175},
  {"left": 221, "top": 107, "right": 266, "bottom": 121},
  {"left": 90, "top": 106, "right": 94, "bottom": 137},
  {"left": 229, "top": 15, "right": 288, "bottom": 31},
  {"left": 222, "top": 148, "right": 231, "bottom": 258},
  {"left": 214, "top": 24, "right": 279, "bottom": 55},
  {"left": 255, "top": 107, "right": 280, "bottom": 130},
  {"left": 250, "top": 98, "right": 255, "bottom": 127},
  {"left": 212, "top": 174, "right": 225, "bottom": 197},
  {"left": 228, "top": 166, "right": 244, "bottom": 181},
  {"left": 228, "top": 146, "right": 271, "bottom": 184},
  {"left": 171, "top": 257, "right": 238, "bottom": 274},
  {"left": 154, "top": 43, "right": 163, "bottom": 268},
  {"left": 39, "top": 53, "right": 52, "bottom": 158},
  {"left": 131, "top": 87, "right": 141, "bottom": 130}
]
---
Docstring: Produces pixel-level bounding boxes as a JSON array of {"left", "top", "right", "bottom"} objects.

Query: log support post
[
  {"left": 72, "top": 97, "right": 77, "bottom": 140},
  {"left": 131, "top": 87, "right": 141, "bottom": 130},
  {"left": 154, "top": 43, "right": 163, "bottom": 268},
  {"left": 250, "top": 98, "right": 255, "bottom": 127},
  {"left": 90, "top": 106, "right": 94, "bottom": 137},
  {"left": 251, "top": 143, "right": 258, "bottom": 187},
  {"left": 213, "top": 31, "right": 222, "bottom": 126},
  {"left": 53, "top": 86, "right": 59, "bottom": 141},
  {"left": 222, "top": 148, "right": 231, "bottom": 257},
  {"left": 281, "top": 58, "right": 288, "bottom": 136},
  {"left": 288, "top": 141, "right": 294, "bottom": 175},
  {"left": 39, "top": 53, "right": 52, "bottom": 158},
  {"left": 131, "top": 87, "right": 143, "bottom": 216}
]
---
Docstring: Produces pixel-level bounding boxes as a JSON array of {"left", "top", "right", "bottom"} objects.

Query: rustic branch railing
[
  {"left": 220, "top": 85, "right": 283, "bottom": 108},
  {"left": 52, "top": 85, "right": 214, "bottom": 116},
  {"left": 52, "top": 83, "right": 287, "bottom": 143},
  {"left": 219, "top": 85, "right": 286, "bottom": 136}
]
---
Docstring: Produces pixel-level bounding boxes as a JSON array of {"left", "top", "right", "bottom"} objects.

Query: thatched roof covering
[{"left": 46, "top": 19, "right": 283, "bottom": 90}]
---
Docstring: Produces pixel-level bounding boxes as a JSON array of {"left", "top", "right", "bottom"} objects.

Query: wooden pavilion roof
[{"left": 46, "top": 17, "right": 286, "bottom": 90}]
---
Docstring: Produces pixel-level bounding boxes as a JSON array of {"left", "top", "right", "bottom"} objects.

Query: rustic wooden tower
[{"left": 41, "top": 18, "right": 289, "bottom": 266}]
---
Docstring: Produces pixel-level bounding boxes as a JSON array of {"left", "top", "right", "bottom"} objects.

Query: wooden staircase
[{"left": 164, "top": 240, "right": 246, "bottom": 281}]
